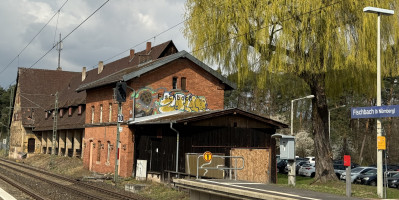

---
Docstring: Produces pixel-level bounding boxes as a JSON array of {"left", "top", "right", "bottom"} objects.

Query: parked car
[
  {"left": 334, "top": 164, "right": 346, "bottom": 178},
  {"left": 354, "top": 169, "right": 378, "bottom": 185},
  {"left": 305, "top": 156, "right": 315, "bottom": 163},
  {"left": 340, "top": 167, "right": 376, "bottom": 183},
  {"left": 284, "top": 160, "right": 310, "bottom": 174},
  {"left": 355, "top": 170, "right": 398, "bottom": 186},
  {"left": 334, "top": 163, "right": 360, "bottom": 178},
  {"left": 298, "top": 163, "right": 315, "bottom": 177},
  {"left": 388, "top": 172, "right": 399, "bottom": 188}
]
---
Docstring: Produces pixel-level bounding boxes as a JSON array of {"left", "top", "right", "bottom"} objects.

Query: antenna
[{"left": 56, "top": 33, "right": 62, "bottom": 71}]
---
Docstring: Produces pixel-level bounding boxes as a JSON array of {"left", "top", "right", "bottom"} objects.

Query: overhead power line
[
  {"left": 90, "top": 0, "right": 228, "bottom": 69},
  {"left": 6, "top": 0, "right": 110, "bottom": 87},
  {"left": 0, "top": 0, "right": 70, "bottom": 75}
]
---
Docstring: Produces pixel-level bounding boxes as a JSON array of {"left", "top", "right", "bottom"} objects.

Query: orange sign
[
  {"left": 203, "top": 151, "right": 212, "bottom": 162},
  {"left": 377, "top": 136, "right": 386, "bottom": 150}
]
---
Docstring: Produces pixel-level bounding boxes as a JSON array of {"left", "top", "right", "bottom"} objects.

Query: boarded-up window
[
  {"left": 181, "top": 77, "right": 186, "bottom": 90},
  {"left": 107, "top": 141, "right": 111, "bottom": 163},
  {"left": 97, "top": 141, "right": 101, "bottom": 162},
  {"left": 91, "top": 106, "right": 95, "bottom": 124},
  {"left": 68, "top": 107, "right": 72, "bottom": 116},
  {"left": 99, "top": 104, "right": 103, "bottom": 123},
  {"left": 109, "top": 103, "right": 112, "bottom": 122},
  {"left": 172, "top": 77, "right": 177, "bottom": 89}
]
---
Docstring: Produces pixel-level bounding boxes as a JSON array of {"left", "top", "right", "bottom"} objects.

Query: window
[
  {"left": 172, "top": 77, "right": 177, "bottom": 89},
  {"left": 59, "top": 109, "right": 63, "bottom": 118},
  {"left": 91, "top": 106, "right": 95, "bottom": 124},
  {"left": 109, "top": 103, "right": 112, "bottom": 122},
  {"left": 107, "top": 141, "right": 111, "bottom": 164},
  {"left": 45, "top": 112, "right": 48, "bottom": 119},
  {"left": 99, "top": 104, "right": 103, "bottom": 123},
  {"left": 68, "top": 107, "right": 72, "bottom": 116},
  {"left": 97, "top": 141, "right": 101, "bottom": 162},
  {"left": 78, "top": 105, "right": 82, "bottom": 115},
  {"left": 181, "top": 77, "right": 186, "bottom": 90}
]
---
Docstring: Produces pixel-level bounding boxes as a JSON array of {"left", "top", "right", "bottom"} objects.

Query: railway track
[{"left": 0, "top": 158, "right": 145, "bottom": 200}]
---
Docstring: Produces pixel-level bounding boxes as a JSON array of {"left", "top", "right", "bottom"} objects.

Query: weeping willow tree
[{"left": 184, "top": 0, "right": 399, "bottom": 182}]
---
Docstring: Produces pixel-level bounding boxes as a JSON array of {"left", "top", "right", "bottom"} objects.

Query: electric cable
[{"left": 0, "top": 0, "right": 69, "bottom": 75}]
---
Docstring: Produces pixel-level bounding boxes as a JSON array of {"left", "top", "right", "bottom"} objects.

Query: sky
[{"left": 0, "top": 0, "right": 190, "bottom": 89}]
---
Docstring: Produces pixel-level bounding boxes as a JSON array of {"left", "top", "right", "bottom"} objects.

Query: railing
[{"left": 196, "top": 155, "right": 244, "bottom": 180}]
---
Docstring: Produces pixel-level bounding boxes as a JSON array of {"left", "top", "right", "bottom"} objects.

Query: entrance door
[
  {"left": 28, "top": 138, "right": 35, "bottom": 153},
  {"left": 150, "top": 139, "right": 161, "bottom": 172}
]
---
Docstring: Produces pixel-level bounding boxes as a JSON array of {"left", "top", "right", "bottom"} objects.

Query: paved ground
[
  {"left": 0, "top": 179, "right": 33, "bottom": 200},
  {"left": 174, "top": 179, "right": 363, "bottom": 200}
]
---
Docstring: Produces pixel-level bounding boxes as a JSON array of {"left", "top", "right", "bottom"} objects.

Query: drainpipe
[{"left": 170, "top": 122, "right": 179, "bottom": 173}]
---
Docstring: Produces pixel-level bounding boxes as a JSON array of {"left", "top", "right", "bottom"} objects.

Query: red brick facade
[{"left": 83, "top": 58, "right": 226, "bottom": 177}]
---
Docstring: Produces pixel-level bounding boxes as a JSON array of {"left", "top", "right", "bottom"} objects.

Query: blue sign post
[{"left": 351, "top": 105, "right": 399, "bottom": 119}]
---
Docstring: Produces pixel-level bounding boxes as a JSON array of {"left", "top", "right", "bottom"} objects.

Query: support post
[
  {"left": 52, "top": 92, "right": 58, "bottom": 155},
  {"left": 376, "top": 13, "right": 383, "bottom": 198},
  {"left": 346, "top": 166, "right": 351, "bottom": 197},
  {"left": 114, "top": 102, "right": 122, "bottom": 183}
]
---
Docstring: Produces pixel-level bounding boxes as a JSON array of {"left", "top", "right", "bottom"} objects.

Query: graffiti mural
[{"left": 133, "top": 87, "right": 208, "bottom": 118}]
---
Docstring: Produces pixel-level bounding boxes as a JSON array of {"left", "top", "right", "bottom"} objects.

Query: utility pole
[
  {"left": 56, "top": 33, "right": 62, "bottom": 71},
  {"left": 114, "top": 102, "right": 121, "bottom": 183},
  {"left": 6, "top": 86, "right": 14, "bottom": 156},
  {"left": 114, "top": 82, "right": 126, "bottom": 183},
  {"left": 52, "top": 92, "right": 58, "bottom": 155}
]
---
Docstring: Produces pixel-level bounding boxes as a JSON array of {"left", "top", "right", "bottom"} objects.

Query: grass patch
[
  {"left": 18, "top": 154, "right": 189, "bottom": 200},
  {"left": 277, "top": 173, "right": 399, "bottom": 199}
]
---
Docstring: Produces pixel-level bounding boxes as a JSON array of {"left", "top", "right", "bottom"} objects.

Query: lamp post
[
  {"left": 363, "top": 6, "right": 394, "bottom": 198},
  {"left": 289, "top": 94, "right": 314, "bottom": 186},
  {"left": 328, "top": 105, "right": 346, "bottom": 140}
]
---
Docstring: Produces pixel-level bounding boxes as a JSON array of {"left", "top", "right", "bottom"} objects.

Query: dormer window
[
  {"left": 172, "top": 77, "right": 177, "bottom": 89},
  {"left": 78, "top": 105, "right": 82, "bottom": 115},
  {"left": 59, "top": 109, "right": 63, "bottom": 118},
  {"left": 45, "top": 111, "right": 48, "bottom": 119},
  {"left": 68, "top": 107, "right": 72, "bottom": 116}
]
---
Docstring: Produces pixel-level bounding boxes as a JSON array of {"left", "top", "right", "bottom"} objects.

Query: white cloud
[{"left": 0, "top": 0, "right": 189, "bottom": 88}]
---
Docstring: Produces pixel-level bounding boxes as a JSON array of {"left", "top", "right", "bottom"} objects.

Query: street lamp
[
  {"left": 289, "top": 94, "right": 314, "bottom": 186},
  {"left": 291, "top": 95, "right": 315, "bottom": 136},
  {"left": 363, "top": 6, "right": 394, "bottom": 198},
  {"left": 328, "top": 105, "right": 346, "bottom": 140}
]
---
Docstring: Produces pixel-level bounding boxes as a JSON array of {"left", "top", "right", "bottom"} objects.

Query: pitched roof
[
  {"left": 129, "top": 108, "right": 288, "bottom": 129},
  {"left": 76, "top": 50, "right": 236, "bottom": 92},
  {"left": 122, "top": 50, "right": 236, "bottom": 90},
  {"left": 15, "top": 68, "right": 85, "bottom": 130},
  {"left": 76, "top": 40, "right": 177, "bottom": 92}
]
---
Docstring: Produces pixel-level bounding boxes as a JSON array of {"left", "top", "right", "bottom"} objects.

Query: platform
[{"left": 173, "top": 179, "right": 361, "bottom": 200}]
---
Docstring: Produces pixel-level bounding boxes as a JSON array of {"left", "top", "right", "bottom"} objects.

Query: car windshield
[{"left": 351, "top": 167, "right": 365, "bottom": 173}]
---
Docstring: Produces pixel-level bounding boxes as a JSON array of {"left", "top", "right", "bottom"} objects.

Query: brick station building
[{"left": 10, "top": 40, "right": 287, "bottom": 183}]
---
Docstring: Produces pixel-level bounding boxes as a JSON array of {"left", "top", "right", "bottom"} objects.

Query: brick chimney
[
  {"left": 129, "top": 49, "right": 135, "bottom": 60},
  {"left": 146, "top": 42, "right": 151, "bottom": 54},
  {"left": 98, "top": 61, "right": 103, "bottom": 74},
  {"left": 82, "top": 67, "right": 86, "bottom": 81}
]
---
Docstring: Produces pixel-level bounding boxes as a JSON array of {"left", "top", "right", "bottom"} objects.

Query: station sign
[
  {"left": 118, "top": 114, "right": 124, "bottom": 122},
  {"left": 344, "top": 155, "right": 351, "bottom": 167},
  {"left": 377, "top": 136, "right": 386, "bottom": 150},
  {"left": 203, "top": 151, "right": 212, "bottom": 162},
  {"left": 351, "top": 105, "right": 399, "bottom": 119}
]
